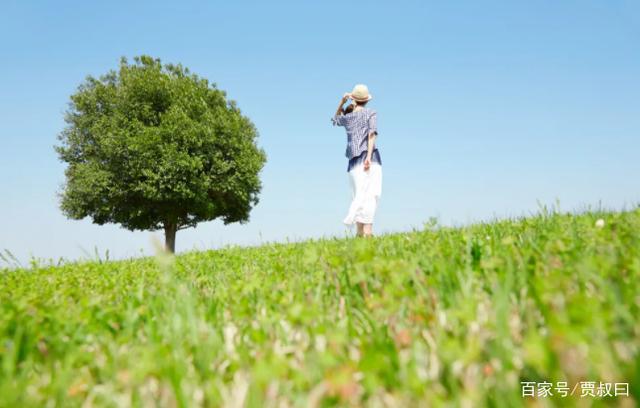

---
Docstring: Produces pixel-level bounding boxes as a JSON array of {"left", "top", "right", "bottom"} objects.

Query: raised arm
[{"left": 335, "top": 93, "right": 350, "bottom": 117}]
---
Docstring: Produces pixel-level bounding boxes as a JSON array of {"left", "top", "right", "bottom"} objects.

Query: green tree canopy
[{"left": 56, "top": 56, "right": 266, "bottom": 252}]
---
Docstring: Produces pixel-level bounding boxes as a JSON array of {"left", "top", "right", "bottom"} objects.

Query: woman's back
[{"left": 333, "top": 107, "right": 378, "bottom": 159}]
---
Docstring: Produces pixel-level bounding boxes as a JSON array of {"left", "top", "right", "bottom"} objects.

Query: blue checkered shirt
[{"left": 332, "top": 108, "right": 378, "bottom": 159}]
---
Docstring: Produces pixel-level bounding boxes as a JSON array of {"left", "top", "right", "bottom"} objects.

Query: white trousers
[{"left": 343, "top": 162, "right": 382, "bottom": 225}]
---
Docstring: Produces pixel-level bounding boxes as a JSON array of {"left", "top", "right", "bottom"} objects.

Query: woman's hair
[{"left": 343, "top": 100, "right": 368, "bottom": 114}]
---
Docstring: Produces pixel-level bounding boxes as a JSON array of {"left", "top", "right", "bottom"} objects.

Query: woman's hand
[
  {"left": 335, "top": 93, "right": 351, "bottom": 118},
  {"left": 364, "top": 157, "right": 371, "bottom": 171},
  {"left": 335, "top": 93, "right": 352, "bottom": 118}
]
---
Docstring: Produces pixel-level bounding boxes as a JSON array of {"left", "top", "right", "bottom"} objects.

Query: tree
[{"left": 56, "top": 56, "right": 266, "bottom": 253}]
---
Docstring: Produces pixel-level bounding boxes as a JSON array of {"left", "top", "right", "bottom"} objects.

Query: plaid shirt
[{"left": 332, "top": 108, "right": 378, "bottom": 159}]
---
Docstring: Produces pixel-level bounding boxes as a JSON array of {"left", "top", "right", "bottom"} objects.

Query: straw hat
[{"left": 350, "top": 84, "right": 373, "bottom": 102}]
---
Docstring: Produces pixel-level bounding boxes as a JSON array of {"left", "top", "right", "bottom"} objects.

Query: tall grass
[{"left": 1, "top": 210, "right": 638, "bottom": 407}]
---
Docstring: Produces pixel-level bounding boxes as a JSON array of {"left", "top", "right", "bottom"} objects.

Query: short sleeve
[
  {"left": 368, "top": 110, "right": 378, "bottom": 135},
  {"left": 332, "top": 114, "right": 346, "bottom": 127}
]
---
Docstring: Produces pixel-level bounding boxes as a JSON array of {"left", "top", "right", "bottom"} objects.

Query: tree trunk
[{"left": 164, "top": 222, "right": 177, "bottom": 253}]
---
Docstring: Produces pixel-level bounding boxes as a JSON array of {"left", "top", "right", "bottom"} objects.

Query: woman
[{"left": 332, "top": 84, "right": 382, "bottom": 237}]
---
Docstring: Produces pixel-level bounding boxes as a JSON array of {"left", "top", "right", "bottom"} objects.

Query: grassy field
[{"left": 1, "top": 209, "right": 639, "bottom": 407}]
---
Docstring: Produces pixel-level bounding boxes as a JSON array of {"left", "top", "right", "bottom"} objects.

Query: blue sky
[{"left": 1, "top": 0, "right": 639, "bottom": 264}]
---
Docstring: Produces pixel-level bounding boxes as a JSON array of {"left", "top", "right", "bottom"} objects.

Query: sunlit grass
[{"left": 1, "top": 209, "right": 639, "bottom": 407}]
